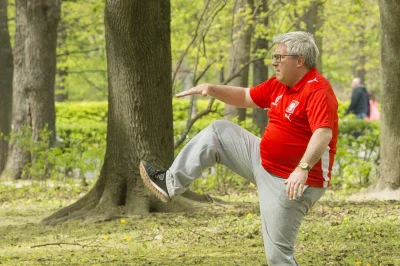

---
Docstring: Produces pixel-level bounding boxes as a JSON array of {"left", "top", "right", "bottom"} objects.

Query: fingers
[
  {"left": 285, "top": 181, "right": 304, "bottom": 200},
  {"left": 175, "top": 89, "right": 205, "bottom": 98},
  {"left": 175, "top": 90, "right": 194, "bottom": 98},
  {"left": 175, "top": 85, "right": 208, "bottom": 98}
]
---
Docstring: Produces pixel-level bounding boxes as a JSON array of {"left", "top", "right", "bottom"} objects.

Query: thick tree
[
  {"left": 0, "top": 0, "right": 13, "bottom": 175},
  {"left": 43, "top": 0, "right": 208, "bottom": 224},
  {"left": 375, "top": 0, "right": 400, "bottom": 191},
  {"left": 1, "top": 0, "right": 60, "bottom": 180}
]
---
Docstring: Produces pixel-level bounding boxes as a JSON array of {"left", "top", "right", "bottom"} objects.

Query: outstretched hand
[{"left": 175, "top": 84, "right": 209, "bottom": 98}]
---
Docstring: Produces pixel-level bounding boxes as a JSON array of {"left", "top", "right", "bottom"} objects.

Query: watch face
[{"left": 300, "top": 162, "right": 309, "bottom": 170}]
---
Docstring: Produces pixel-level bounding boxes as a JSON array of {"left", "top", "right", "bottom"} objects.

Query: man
[
  {"left": 345, "top": 77, "right": 370, "bottom": 119},
  {"left": 140, "top": 31, "right": 338, "bottom": 265}
]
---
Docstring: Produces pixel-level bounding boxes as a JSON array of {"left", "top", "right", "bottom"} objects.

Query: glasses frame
[{"left": 271, "top": 54, "right": 299, "bottom": 63}]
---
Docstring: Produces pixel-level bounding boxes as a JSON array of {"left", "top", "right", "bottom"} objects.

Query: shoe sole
[{"left": 139, "top": 161, "right": 171, "bottom": 203}]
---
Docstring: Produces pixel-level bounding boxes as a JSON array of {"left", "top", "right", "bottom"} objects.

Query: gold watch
[{"left": 298, "top": 162, "right": 311, "bottom": 171}]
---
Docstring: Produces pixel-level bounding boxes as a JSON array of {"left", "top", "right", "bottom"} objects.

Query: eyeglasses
[{"left": 271, "top": 54, "right": 298, "bottom": 63}]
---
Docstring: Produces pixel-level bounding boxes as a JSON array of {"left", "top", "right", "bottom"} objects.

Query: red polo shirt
[{"left": 249, "top": 68, "right": 338, "bottom": 188}]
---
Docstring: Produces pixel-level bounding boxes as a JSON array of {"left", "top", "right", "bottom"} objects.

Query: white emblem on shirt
[
  {"left": 272, "top": 94, "right": 283, "bottom": 106},
  {"left": 285, "top": 100, "right": 299, "bottom": 122},
  {"left": 285, "top": 100, "right": 299, "bottom": 113},
  {"left": 307, "top": 78, "right": 318, "bottom": 83}
]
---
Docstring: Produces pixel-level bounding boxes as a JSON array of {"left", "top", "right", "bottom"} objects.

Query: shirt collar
[{"left": 290, "top": 67, "right": 318, "bottom": 92}]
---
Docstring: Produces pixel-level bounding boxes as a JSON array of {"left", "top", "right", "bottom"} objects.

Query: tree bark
[
  {"left": 0, "top": 0, "right": 13, "bottom": 175},
  {"left": 1, "top": 0, "right": 60, "bottom": 180},
  {"left": 304, "top": 0, "right": 324, "bottom": 73},
  {"left": 375, "top": 0, "right": 400, "bottom": 190},
  {"left": 354, "top": 26, "right": 366, "bottom": 84},
  {"left": 43, "top": 0, "right": 211, "bottom": 224},
  {"left": 252, "top": 0, "right": 268, "bottom": 136},
  {"left": 55, "top": 20, "right": 68, "bottom": 102},
  {"left": 224, "top": 0, "right": 253, "bottom": 121}
]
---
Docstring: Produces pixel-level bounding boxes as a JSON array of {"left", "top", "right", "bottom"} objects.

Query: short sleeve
[
  {"left": 249, "top": 78, "right": 278, "bottom": 109},
  {"left": 306, "top": 88, "right": 338, "bottom": 132}
]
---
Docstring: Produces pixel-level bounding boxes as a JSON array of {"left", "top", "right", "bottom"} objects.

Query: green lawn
[{"left": 0, "top": 180, "right": 399, "bottom": 266}]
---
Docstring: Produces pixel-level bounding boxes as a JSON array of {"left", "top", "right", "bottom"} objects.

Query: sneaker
[{"left": 139, "top": 161, "right": 171, "bottom": 202}]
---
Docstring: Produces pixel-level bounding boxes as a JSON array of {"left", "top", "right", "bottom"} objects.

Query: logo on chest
[
  {"left": 272, "top": 94, "right": 283, "bottom": 106},
  {"left": 284, "top": 100, "right": 299, "bottom": 121}
]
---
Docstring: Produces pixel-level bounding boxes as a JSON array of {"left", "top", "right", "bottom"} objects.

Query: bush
[
  {"left": 11, "top": 99, "right": 380, "bottom": 194},
  {"left": 332, "top": 117, "right": 380, "bottom": 189},
  {"left": 55, "top": 102, "right": 107, "bottom": 179}
]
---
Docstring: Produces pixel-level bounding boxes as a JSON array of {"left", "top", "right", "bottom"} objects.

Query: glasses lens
[{"left": 272, "top": 54, "right": 281, "bottom": 62}]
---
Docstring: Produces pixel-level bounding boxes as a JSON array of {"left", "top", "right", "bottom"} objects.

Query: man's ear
[{"left": 296, "top": 56, "right": 305, "bottom": 67}]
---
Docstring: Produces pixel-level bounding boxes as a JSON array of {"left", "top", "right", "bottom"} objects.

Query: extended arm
[
  {"left": 175, "top": 83, "right": 258, "bottom": 108},
  {"left": 284, "top": 127, "right": 333, "bottom": 200}
]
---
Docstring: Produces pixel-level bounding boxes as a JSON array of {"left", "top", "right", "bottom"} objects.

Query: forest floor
[{"left": 0, "top": 180, "right": 399, "bottom": 266}]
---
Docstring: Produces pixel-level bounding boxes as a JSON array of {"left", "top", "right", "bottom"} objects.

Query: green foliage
[
  {"left": 332, "top": 117, "right": 380, "bottom": 189},
  {"left": 8, "top": 99, "right": 380, "bottom": 194},
  {"left": 322, "top": 0, "right": 380, "bottom": 92},
  {"left": 57, "top": 0, "right": 107, "bottom": 101},
  {"left": 7, "top": 125, "right": 57, "bottom": 180},
  {"left": 191, "top": 100, "right": 381, "bottom": 194},
  {"left": 173, "top": 98, "right": 224, "bottom": 150},
  {"left": 7, "top": 0, "right": 381, "bottom": 100},
  {"left": 56, "top": 122, "right": 106, "bottom": 179},
  {"left": 56, "top": 101, "right": 108, "bottom": 123},
  {"left": 55, "top": 102, "right": 107, "bottom": 179}
]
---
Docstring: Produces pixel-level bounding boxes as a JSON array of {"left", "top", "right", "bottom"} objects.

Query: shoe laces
[{"left": 150, "top": 169, "right": 166, "bottom": 181}]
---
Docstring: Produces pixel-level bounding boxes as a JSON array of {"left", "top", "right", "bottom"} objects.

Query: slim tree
[
  {"left": 304, "top": 0, "right": 324, "bottom": 73},
  {"left": 0, "top": 0, "right": 13, "bottom": 175},
  {"left": 225, "top": 0, "right": 253, "bottom": 121},
  {"left": 375, "top": 0, "right": 400, "bottom": 191},
  {"left": 252, "top": 0, "right": 268, "bottom": 135}
]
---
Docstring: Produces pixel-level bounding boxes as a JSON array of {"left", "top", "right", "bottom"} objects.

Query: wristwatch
[{"left": 298, "top": 162, "right": 311, "bottom": 171}]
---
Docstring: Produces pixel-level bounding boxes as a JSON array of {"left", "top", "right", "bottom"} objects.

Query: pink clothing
[{"left": 366, "top": 100, "right": 380, "bottom": 121}]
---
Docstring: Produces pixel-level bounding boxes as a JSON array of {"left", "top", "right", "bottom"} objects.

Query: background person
[
  {"left": 140, "top": 31, "right": 338, "bottom": 265},
  {"left": 366, "top": 92, "right": 380, "bottom": 121},
  {"left": 345, "top": 77, "right": 370, "bottom": 119}
]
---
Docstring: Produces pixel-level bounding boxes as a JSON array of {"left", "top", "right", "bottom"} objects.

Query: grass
[{"left": 0, "top": 180, "right": 399, "bottom": 266}]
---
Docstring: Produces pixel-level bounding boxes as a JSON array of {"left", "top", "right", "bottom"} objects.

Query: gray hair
[
  {"left": 352, "top": 77, "right": 361, "bottom": 88},
  {"left": 273, "top": 31, "right": 319, "bottom": 69}
]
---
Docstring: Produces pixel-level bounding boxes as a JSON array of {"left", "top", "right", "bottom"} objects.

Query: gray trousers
[{"left": 166, "top": 120, "right": 326, "bottom": 265}]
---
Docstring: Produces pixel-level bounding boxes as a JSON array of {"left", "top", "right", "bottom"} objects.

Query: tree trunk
[
  {"left": 375, "top": 0, "right": 400, "bottom": 190},
  {"left": 0, "top": 0, "right": 13, "bottom": 175},
  {"left": 43, "top": 0, "right": 209, "bottom": 224},
  {"left": 304, "top": 0, "right": 324, "bottom": 73},
  {"left": 55, "top": 20, "right": 68, "bottom": 102},
  {"left": 1, "top": 0, "right": 60, "bottom": 180},
  {"left": 224, "top": 0, "right": 253, "bottom": 121},
  {"left": 252, "top": 0, "right": 268, "bottom": 136},
  {"left": 355, "top": 28, "right": 366, "bottom": 84}
]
